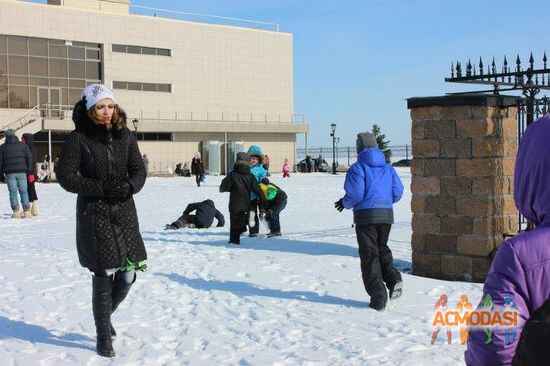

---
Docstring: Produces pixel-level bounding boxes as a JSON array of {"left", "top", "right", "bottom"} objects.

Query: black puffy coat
[
  {"left": 220, "top": 162, "right": 260, "bottom": 213},
  {"left": 174, "top": 199, "right": 225, "bottom": 228},
  {"left": 0, "top": 134, "right": 32, "bottom": 175},
  {"left": 191, "top": 157, "right": 204, "bottom": 176},
  {"left": 56, "top": 101, "right": 147, "bottom": 272}
]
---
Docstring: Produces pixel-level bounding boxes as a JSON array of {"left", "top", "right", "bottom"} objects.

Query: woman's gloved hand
[{"left": 104, "top": 178, "right": 132, "bottom": 200}]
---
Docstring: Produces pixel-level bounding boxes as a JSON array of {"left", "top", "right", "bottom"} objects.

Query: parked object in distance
[
  {"left": 392, "top": 159, "right": 411, "bottom": 167},
  {"left": 296, "top": 158, "right": 329, "bottom": 173}
]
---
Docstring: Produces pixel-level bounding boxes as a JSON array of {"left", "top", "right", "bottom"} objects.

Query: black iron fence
[{"left": 296, "top": 145, "right": 412, "bottom": 167}]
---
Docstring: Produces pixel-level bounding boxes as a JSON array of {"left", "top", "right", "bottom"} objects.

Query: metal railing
[
  {"left": 130, "top": 4, "right": 280, "bottom": 32},
  {"left": 39, "top": 105, "right": 306, "bottom": 125},
  {"left": 297, "top": 145, "right": 412, "bottom": 166},
  {"left": 20, "top": 1, "right": 280, "bottom": 32},
  {"left": 1, "top": 105, "right": 41, "bottom": 132}
]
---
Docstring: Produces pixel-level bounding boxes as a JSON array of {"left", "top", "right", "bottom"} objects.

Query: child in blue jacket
[
  {"left": 247, "top": 145, "right": 267, "bottom": 237},
  {"left": 335, "top": 132, "right": 404, "bottom": 311}
]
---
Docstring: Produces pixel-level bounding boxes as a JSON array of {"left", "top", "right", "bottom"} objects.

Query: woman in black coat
[{"left": 55, "top": 84, "right": 147, "bottom": 358}]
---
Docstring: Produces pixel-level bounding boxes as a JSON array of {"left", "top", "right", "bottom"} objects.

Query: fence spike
[
  {"left": 451, "top": 62, "right": 455, "bottom": 78},
  {"left": 515, "top": 55, "right": 521, "bottom": 72},
  {"left": 544, "top": 52, "right": 548, "bottom": 70},
  {"left": 457, "top": 61, "right": 462, "bottom": 77},
  {"left": 479, "top": 57, "right": 484, "bottom": 76},
  {"left": 529, "top": 52, "right": 535, "bottom": 69},
  {"left": 492, "top": 57, "right": 496, "bottom": 74},
  {"left": 466, "top": 59, "right": 472, "bottom": 76},
  {"left": 504, "top": 55, "right": 509, "bottom": 73}
]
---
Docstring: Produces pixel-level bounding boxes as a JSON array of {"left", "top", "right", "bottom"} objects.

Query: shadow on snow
[
  {"left": 157, "top": 272, "right": 369, "bottom": 309},
  {"left": 143, "top": 231, "right": 411, "bottom": 273},
  {"left": 0, "top": 316, "right": 94, "bottom": 351}
]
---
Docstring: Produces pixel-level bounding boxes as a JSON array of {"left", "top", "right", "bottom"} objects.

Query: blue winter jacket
[
  {"left": 342, "top": 148, "right": 403, "bottom": 222},
  {"left": 250, "top": 164, "right": 267, "bottom": 200}
]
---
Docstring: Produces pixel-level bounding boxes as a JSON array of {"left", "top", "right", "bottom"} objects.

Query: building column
[{"left": 407, "top": 95, "right": 519, "bottom": 282}]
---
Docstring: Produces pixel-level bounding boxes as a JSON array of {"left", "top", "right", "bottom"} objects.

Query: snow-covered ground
[{"left": 0, "top": 169, "right": 481, "bottom": 366}]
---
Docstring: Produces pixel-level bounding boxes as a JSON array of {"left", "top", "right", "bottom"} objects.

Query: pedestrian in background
[
  {"left": 0, "top": 129, "right": 33, "bottom": 218},
  {"left": 191, "top": 152, "right": 205, "bottom": 187}
]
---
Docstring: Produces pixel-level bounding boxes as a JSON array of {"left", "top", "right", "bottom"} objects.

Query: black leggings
[
  {"left": 93, "top": 270, "right": 135, "bottom": 285},
  {"left": 27, "top": 181, "right": 38, "bottom": 202},
  {"left": 195, "top": 174, "right": 202, "bottom": 187}
]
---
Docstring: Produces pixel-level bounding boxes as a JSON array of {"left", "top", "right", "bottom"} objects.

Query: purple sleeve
[
  {"left": 465, "top": 241, "right": 529, "bottom": 366},
  {"left": 342, "top": 164, "right": 365, "bottom": 209}
]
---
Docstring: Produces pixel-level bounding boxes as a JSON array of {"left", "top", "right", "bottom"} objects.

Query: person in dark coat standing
[
  {"left": 305, "top": 155, "right": 313, "bottom": 173},
  {"left": 55, "top": 84, "right": 147, "bottom": 358},
  {"left": 21, "top": 133, "right": 39, "bottom": 216},
  {"left": 0, "top": 129, "right": 33, "bottom": 218},
  {"left": 220, "top": 152, "right": 261, "bottom": 245},
  {"left": 191, "top": 153, "right": 204, "bottom": 187},
  {"left": 165, "top": 199, "right": 225, "bottom": 229},
  {"left": 335, "top": 132, "right": 404, "bottom": 311}
]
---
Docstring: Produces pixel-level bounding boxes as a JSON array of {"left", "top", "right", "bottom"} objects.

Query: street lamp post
[{"left": 330, "top": 123, "right": 337, "bottom": 175}]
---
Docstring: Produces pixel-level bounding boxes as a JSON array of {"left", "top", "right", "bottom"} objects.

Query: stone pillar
[{"left": 407, "top": 95, "right": 519, "bottom": 282}]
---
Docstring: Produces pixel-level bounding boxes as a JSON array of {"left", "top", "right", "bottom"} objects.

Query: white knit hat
[{"left": 81, "top": 84, "right": 116, "bottom": 110}]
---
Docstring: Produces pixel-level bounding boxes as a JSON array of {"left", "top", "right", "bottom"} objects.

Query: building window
[
  {"left": 136, "top": 132, "right": 172, "bottom": 141},
  {"left": 0, "top": 34, "right": 102, "bottom": 109},
  {"left": 112, "top": 44, "right": 171, "bottom": 57},
  {"left": 113, "top": 81, "right": 172, "bottom": 93}
]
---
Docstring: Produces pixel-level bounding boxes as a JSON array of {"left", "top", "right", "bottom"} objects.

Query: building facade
[{"left": 0, "top": 0, "right": 307, "bottom": 174}]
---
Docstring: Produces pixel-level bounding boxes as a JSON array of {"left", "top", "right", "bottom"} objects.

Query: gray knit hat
[
  {"left": 5, "top": 129, "right": 15, "bottom": 136},
  {"left": 236, "top": 152, "right": 250, "bottom": 163},
  {"left": 356, "top": 132, "right": 377, "bottom": 153}
]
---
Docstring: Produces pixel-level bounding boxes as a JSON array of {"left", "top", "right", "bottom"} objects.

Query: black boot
[
  {"left": 109, "top": 271, "right": 136, "bottom": 337},
  {"left": 388, "top": 280, "right": 403, "bottom": 300},
  {"left": 93, "top": 275, "right": 115, "bottom": 357},
  {"left": 367, "top": 281, "right": 388, "bottom": 311}
]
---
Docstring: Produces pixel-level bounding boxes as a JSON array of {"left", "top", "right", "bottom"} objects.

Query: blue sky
[
  {"left": 133, "top": 0, "right": 550, "bottom": 147},
  {"left": 32, "top": 0, "right": 550, "bottom": 147}
]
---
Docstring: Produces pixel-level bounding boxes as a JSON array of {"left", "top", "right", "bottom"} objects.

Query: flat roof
[{"left": 17, "top": 0, "right": 286, "bottom": 34}]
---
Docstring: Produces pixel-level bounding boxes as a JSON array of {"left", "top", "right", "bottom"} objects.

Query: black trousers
[
  {"left": 266, "top": 198, "right": 287, "bottom": 233},
  {"left": 355, "top": 224, "right": 401, "bottom": 298},
  {"left": 27, "top": 180, "right": 38, "bottom": 202},
  {"left": 230, "top": 211, "right": 248, "bottom": 244},
  {"left": 248, "top": 199, "right": 259, "bottom": 235},
  {"left": 194, "top": 174, "right": 201, "bottom": 187}
]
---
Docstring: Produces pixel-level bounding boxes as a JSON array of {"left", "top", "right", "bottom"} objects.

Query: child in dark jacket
[
  {"left": 165, "top": 199, "right": 224, "bottom": 229},
  {"left": 220, "top": 152, "right": 261, "bottom": 245},
  {"left": 258, "top": 178, "right": 287, "bottom": 237}
]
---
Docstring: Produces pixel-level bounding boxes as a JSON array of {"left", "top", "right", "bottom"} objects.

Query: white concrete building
[{"left": 0, "top": 0, "right": 308, "bottom": 174}]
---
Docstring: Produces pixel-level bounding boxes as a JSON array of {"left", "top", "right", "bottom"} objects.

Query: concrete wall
[
  {"left": 1, "top": 0, "right": 302, "bottom": 173},
  {"left": 1, "top": 0, "right": 294, "bottom": 120},
  {"left": 141, "top": 132, "right": 296, "bottom": 175}
]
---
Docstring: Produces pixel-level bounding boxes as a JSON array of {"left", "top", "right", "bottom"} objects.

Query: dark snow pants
[
  {"left": 230, "top": 211, "right": 249, "bottom": 244},
  {"left": 266, "top": 198, "right": 287, "bottom": 233},
  {"left": 248, "top": 199, "right": 260, "bottom": 235},
  {"left": 355, "top": 224, "right": 402, "bottom": 300},
  {"left": 27, "top": 180, "right": 38, "bottom": 202}
]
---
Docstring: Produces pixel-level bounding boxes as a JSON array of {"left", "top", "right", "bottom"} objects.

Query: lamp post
[{"left": 330, "top": 123, "right": 337, "bottom": 175}]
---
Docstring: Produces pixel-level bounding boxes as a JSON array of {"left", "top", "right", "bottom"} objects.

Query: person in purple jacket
[
  {"left": 335, "top": 132, "right": 404, "bottom": 311},
  {"left": 465, "top": 114, "right": 550, "bottom": 365}
]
